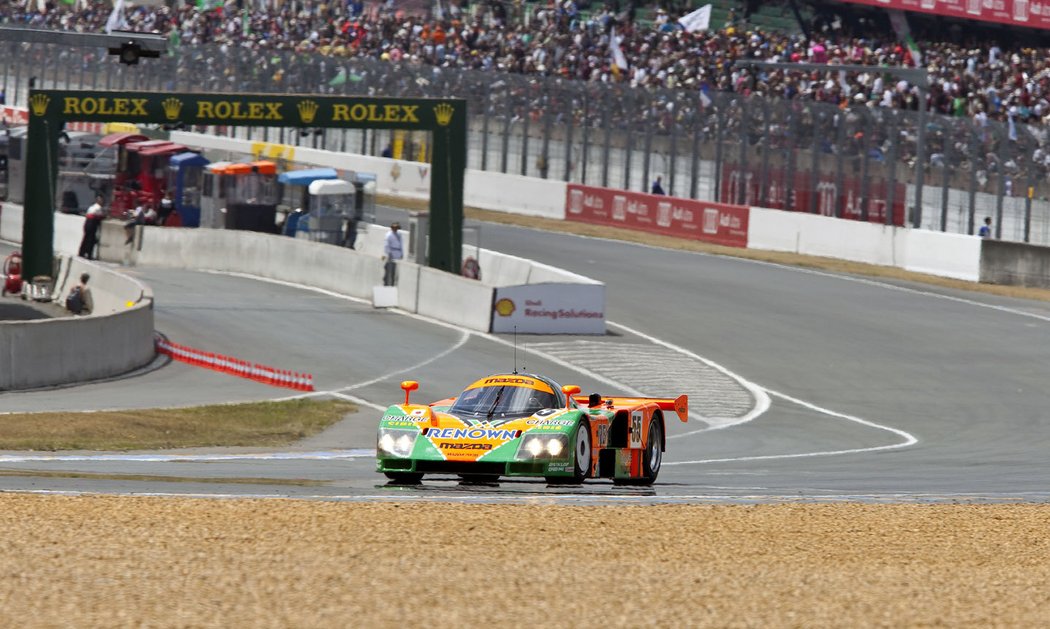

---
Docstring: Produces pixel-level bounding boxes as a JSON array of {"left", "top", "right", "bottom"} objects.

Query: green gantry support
[{"left": 22, "top": 89, "right": 466, "bottom": 278}]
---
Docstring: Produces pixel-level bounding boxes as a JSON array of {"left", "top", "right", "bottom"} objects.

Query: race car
[{"left": 376, "top": 373, "right": 687, "bottom": 485}]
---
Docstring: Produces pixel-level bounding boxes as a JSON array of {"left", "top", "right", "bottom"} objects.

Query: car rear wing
[{"left": 575, "top": 394, "right": 688, "bottom": 423}]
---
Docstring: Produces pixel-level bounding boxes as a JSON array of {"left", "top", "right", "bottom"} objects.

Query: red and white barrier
[{"left": 154, "top": 335, "right": 315, "bottom": 391}]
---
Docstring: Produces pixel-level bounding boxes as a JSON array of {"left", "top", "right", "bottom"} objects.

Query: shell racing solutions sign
[
  {"left": 491, "top": 283, "right": 606, "bottom": 335},
  {"left": 565, "top": 183, "right": 749, "bottom": 248}
]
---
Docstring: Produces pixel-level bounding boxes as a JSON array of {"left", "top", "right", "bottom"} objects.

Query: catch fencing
[{"left": 3, "top": 40, "right": 1048, "bottom": 243}]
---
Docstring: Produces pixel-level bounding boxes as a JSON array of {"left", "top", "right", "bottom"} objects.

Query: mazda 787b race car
[{"left": 376, "top": 373, "right": 688, "bottom": 485}]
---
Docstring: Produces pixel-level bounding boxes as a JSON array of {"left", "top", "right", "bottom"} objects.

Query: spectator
[
  {"left": 978, "top": 216, "right": 993, "bottom": 238},
  {"left": 65, "top": 272, "right": 93, "bottom": 316},
  {"left": 651, "top": 175, "right": 665, "bottom": 195},
  {"left": 157, "top": 191, "right": 175, "bottom": 226},
  {"left": 78, "top": 195, "right": 105, "bottom": 260},
  {"left": 343, "top": 215, "right": 358, "bottom": 249},
  {"left": 382, "top": 221, "right": 403, "bottom": 286}
]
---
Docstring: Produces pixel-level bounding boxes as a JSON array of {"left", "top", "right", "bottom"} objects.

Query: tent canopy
[
  {"left": 308, "top": 179, "right": 354, "bottom": 195},
  {"left": 278, "top": 168, "right": 339, "bottom": 186}
]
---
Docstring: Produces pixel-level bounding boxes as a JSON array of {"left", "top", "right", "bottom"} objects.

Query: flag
[
  {"left": 609, "top": 27, "right": 628, "bottom": 74},
  {"left": 888, "top": 9, "right": 922, "bottom": 68},
  {"left": 678, "top": 5, "right": 712, "bottom": 33},
  {"left": 329, "top": 67, "right": 347, "bottom": 87},
  {"left": 104, "top": 0, "right": 128, "bottom": 35},
  {"left": 169, "top": 27, "right": 180, "bottom": 54}
]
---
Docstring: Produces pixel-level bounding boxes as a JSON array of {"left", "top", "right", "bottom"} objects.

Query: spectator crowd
[{"left": 2, "top": 0, "right": 1049, "bottom": 128}]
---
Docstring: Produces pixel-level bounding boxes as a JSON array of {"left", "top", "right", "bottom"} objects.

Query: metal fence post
[
  {"left": 541, "top": 86, "right": 552, "bottom": 179},
  {"left": 481, "top": 81, "right": 491, "bottom": 172},
  {"left": 520, "top": 95, "right": 530, "bottom": 177},
  {"left": 668, "top": 99, "right": 678, "bottom": 197},
  {"left": 914, "top": 86, "right": 928, "bottom": 227},
  {"left": 580, "top": 89, "right": 591, "bottom": 186},
  {"left": 834, "top": 110, "right": 846, "bottom": 218},
  {"left": 641, "top": 95, "right": 653, "bottom": 193},
  {"left": 601, "top": 89, "right": 611, "bottom": 188},
  {"left": 808, "top": 110, "right": 821, "bottom": 214},
  {"left": 884, "top": 112, "right": 899, "bottom": 225},
  {"left": 737, "top": 100, "right": 749, "bottom": 205},
  {"left": 759, "top": 101, "right": 771, "bottom": 208},
  {"left": 690, "top": 98, "right": 701, "bottom": 199},
  {"left": 500, "top": 90, "right": 511, "bottom": 174},
  {"left": 785, "top": 105, "right": 799, "bottom": 211},
  {"left": 940, "top": 124, "right": 951, "bottom": 232},
  {"left": 714, "top": 101, "right": 725, "bottom": 202},
  {"left": 563, "top": 87, "right": 575, "bottom": 182}
]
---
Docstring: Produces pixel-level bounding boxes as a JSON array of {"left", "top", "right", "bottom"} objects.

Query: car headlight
[
  {"left": 515, "top": 434, "right": 570, "bottom": 460},
  {"left": 377, "top": 428, "right": 418, "bottom": 457}
]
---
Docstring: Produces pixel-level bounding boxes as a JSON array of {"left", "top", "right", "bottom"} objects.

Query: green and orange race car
[{"left": 376, "top": 373, "right": 688, "bottom": 485}]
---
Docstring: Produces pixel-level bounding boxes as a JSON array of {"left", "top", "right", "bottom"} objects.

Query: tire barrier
[{"left": 154, "top": 335, "right": 315, "bottom": 392}]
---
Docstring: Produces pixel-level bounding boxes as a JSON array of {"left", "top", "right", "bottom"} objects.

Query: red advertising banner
[
  {"left": 1, "top": 106, "right": 103, "bottom": 132},
  {"left": 566, "top": 184, "right": 749, "bottom": 248},
  {"left": 720, "top": 165, "right": 906, "bottom": 227},
  {"left": 1, "top": 106, "right": 29, "bottom": 126},
  {"left": 835, "top": 0, "right": 1050, "bottom": 31}
]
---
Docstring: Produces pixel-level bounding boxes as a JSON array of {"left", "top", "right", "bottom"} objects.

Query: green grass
[{"left": 0, "top": 399, "right": 357, "bottom": 451}]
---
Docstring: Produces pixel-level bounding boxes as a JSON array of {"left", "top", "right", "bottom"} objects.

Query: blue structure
[
  {"left": 168, "top": 152, "right": 210, "bottom": 227},
  {"left": 277, "top": 168, "right": 339, "bottom": 186}
]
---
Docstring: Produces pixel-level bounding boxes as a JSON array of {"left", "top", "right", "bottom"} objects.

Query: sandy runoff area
[{"left": 1, "top": 495, "right": 1047, "bottom": 627}]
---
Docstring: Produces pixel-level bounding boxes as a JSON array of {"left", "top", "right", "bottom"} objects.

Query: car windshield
[{"left": 449, "top": 385, "right": 557, "bottom": 420}]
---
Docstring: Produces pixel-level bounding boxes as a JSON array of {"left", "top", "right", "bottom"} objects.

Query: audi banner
[
  {"left": 565, "top": 184, "right": 749, "bottom": 248},
  {"left": 836, "top": 0, "right": 1050, "bottom": 31}
]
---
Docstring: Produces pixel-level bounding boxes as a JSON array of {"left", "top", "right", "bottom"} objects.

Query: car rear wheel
[
  {"left": 614, "top": 416, "right": 663, "bottom": 486},
  {"left": 384, "top": 472, "right": 423, "bottom": 484},
  {"left": 547, "top": 419, "right": 591, "bottom": 484}
]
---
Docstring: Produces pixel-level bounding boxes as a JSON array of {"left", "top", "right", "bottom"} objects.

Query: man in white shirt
[
  {"left": 382, "top": 221, "right": 403, "bottom": 286},
  {"left": 78, "top": 195, "right": 106, "bottom": 259}
]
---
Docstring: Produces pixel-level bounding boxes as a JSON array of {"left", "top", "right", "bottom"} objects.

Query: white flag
[
  {"left": 609, "top": 28, "right": 628, "bottom": 71},
  {"left": 678, "top": 4, "right": 712, "bottom": 33},
  {"left": 105, "top": 0, "right": 128, "bottom": 35}
]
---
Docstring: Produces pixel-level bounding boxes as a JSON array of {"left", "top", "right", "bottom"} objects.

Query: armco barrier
[
  {"left": 0, "top": 257, "right": 154, "bottom": 391},
  {"left": 565, "top": 183, "right": 749, "bottom": 247}
]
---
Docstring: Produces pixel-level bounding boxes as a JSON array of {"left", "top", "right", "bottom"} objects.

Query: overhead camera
[{"left": 108, "top": 41, "right": 161, "bottom": 65}]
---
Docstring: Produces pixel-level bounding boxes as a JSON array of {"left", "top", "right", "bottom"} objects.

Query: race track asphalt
[{"left": 2, "top": 212, "right": 1049, "bottom": 503}]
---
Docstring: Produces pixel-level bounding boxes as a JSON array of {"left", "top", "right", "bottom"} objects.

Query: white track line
[
  {"left": 664, "top": 389, "right": 917, "bottom": 466},
  {"left": 606, "top": 321, "right": 771, "bottom": 435},
  {"left": 0, "top": 450, "right": 375, "bottom": 463}
]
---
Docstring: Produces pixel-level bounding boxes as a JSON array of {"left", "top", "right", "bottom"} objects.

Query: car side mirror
[
  {"left": 561, "top": 384, "right": 581, "bottom": 408},
  {"left": 401, "top": 380, "right": 419, "bottom": 404}
]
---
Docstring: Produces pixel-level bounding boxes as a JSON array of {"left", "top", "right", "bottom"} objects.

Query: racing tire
[
  {"left": 546, "top": 418, "right": 591, "bottom": 485},
  {"left": 614, "top": 416, "right": 663, "bottom": 486},
  {"left": 384, "top": 472, "right": 423, "bottom": 484}
]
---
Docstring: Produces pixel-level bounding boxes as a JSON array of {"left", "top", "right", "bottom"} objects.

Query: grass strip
[{"left": 0, "top": 399, "right": 356, "bottom": 451}]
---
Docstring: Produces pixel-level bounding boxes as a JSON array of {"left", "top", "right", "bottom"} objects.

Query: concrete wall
[
  {"left": 747, "top": 207, "right": 982, "bottom": 282},
  {"left": 903, "top": 229, "right": 981, "bottom": 282},
  {"left": 0, "top": 257, "right": 155, "bottom": 391},
  {"left": 979, "top": 240, "right": 1050, "bottom": 288}
]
